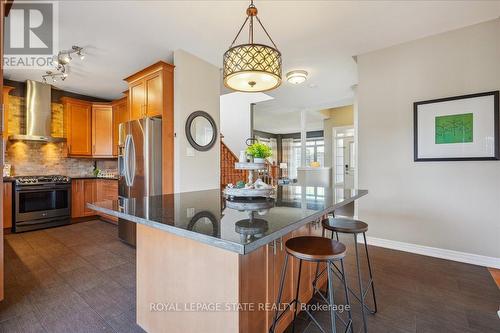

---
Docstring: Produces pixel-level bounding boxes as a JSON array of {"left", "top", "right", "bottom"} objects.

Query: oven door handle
[{"left": 16, "top": 185, "right": 70, "bottom": 192}]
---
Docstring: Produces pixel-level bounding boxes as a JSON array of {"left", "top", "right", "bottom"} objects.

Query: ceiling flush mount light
[
  {"left": 286, "top": 70, "right": 308, "bottom": 85},
  {"left": 223, "top": 0, "right": 282, "bottom": 92}
]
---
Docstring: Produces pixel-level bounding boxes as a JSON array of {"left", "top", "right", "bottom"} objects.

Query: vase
[
  {"left": 254, "top": 157, "right": 265, "bottom": 163},
  {"left": 239, "top": 151, "right": 247, "bottom": 162}
]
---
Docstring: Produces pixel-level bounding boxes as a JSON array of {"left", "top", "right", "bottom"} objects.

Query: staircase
[
  {"left": 220, "top": 141, "right": 248, "bottom": 188},
  {"left": 220, "top": 141, "right": 279, "bottom": 188}
]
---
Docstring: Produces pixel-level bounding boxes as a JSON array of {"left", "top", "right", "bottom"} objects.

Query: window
[
  {"left": 285, "top": 137, "right": 324, "bottom": 179},
  {"left": 292, "top": 138, "right": 324, "bottom": 167}
]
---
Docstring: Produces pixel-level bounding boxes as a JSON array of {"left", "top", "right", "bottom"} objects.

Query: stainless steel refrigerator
[{"left": 118, "top": 117, "right": 162, "bottom": 246}]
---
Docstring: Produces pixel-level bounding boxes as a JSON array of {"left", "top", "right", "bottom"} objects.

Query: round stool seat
[
  {"left": 285, "top": 236, "right": 346, "bottom": 262},
  {"left": 322, "top": 217, "right": 368, "bottom": 234}
]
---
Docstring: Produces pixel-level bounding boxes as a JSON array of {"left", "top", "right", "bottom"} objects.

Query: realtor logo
[{"left": 4, "top": 1, "right": 58, "bottom": 69}]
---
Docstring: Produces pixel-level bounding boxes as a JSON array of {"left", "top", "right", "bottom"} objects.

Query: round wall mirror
[{"left": 185, "top": 111, "right": 217, "bottom": 151}]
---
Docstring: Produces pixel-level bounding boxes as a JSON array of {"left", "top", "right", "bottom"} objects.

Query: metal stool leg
[
  {"left": 363, "top": 232, "right": 378, "bottom": 314},
  {"left": 270, "top": 253, "right": 289, "bottom": 333},
  {"left": 313, "top": 227, "right": 326, "bottom": 290},
  {"left": 354, "top": 234, "right": 368, "bottom": 333},
  {"left": 292, "top": 259, "right": 303, "bottom": 333},
  {"left": 339, "top": 259, "right": 353, "bottom": 333},
  {"left": 326, "top": 260, "right": 337, "bottom": 333}
]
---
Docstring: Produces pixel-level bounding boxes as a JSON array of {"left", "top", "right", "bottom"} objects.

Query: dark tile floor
[
  {"left": 1, "top": 220, "right": 499, "bottom": 333},
  {"left": 0, "top": 220, "right": 144, "bottom": 333}
]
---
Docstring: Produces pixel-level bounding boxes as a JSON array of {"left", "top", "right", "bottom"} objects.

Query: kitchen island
[{"left": 88, "top": 186, "right": 367, "bottom": 333}]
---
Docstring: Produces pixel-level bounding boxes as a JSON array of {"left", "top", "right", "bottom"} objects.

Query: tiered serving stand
[
  {"left": 223, "top": 162, "right": 273, "bottom": 198},
  {"left": 224, "top": 162, "right": 274, "bottom": 241}
]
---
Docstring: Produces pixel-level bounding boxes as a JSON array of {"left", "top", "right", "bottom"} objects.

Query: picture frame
[{"left": 414, "top": 91, "right": 499, "bottom": 161}]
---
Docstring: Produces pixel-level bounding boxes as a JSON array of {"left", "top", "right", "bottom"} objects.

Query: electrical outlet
[
  {"left": 186, "top": 208, "right": 195, "bottom": 218},
  {"left": 186, "top": 147, "right": 195, "bottom": 157}
]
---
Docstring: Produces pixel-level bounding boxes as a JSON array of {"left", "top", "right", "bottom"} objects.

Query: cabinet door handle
[{"left": 275, "top": 237, "right": 283, "bottom": 252}]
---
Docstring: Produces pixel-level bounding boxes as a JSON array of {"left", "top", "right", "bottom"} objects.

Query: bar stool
[
  {"left": 321, "top": 217, "right": 378, "bottom": 333},
  {"left": 270, "top": 236, "right": 353, "bottom": 333}
]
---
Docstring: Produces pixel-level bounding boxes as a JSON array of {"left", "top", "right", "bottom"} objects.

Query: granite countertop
[{"left": 88, "top": 186, "right": 368, "bottom": 255}]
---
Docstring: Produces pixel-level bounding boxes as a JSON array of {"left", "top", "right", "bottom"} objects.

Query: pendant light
[{"left": 223, "top": 0, "right": 282, "bottom": 92}]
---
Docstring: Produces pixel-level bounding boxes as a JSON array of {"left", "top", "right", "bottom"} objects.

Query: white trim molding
[{"left": 358, "top": 236, "right": 500, "bottom": 269}]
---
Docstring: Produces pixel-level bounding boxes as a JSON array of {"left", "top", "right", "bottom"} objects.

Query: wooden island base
[{"left": 136, "top": 221, "right": 328, "bottom": 333}]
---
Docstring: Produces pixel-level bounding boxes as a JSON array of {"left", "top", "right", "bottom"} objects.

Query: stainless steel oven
[{"left": 13, "top": 176, "right": 71, "bottom": 232}]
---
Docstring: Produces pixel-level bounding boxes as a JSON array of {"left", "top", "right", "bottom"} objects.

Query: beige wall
[
  {"left": 173, "top": 50, "right": 220, "bottom": 192},
  {"left": 323, "top": 105, "right": 353, "bottom": 171},
  {"left": 357, "top": 19, "right": 500, "bottom": 259}
]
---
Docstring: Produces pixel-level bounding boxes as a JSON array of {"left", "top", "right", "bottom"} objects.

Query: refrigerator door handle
[
  {"left": 124, "top": 134, "right": 135, "bottom": 187},
  {"left": 129, "top": 134, "right": 136, "bottom": 186}
]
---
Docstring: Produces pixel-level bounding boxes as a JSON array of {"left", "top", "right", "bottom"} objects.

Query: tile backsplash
[
  {"left": 4, "top": 90, "right": 117, "bottom": 177},
  {"left": 5, "top": 141, "right": 96, "bottom": 177}
]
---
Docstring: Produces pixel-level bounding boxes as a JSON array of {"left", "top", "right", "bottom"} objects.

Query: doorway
[{"left": 332, "top": 126, "right": 355, "bottom": 189}]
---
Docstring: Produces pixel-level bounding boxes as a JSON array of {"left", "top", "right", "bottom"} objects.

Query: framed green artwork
[
  {"left": 414, "top": 91, "right": 499, "bottom": 161},
  {"left": 435, "top": 113, "right": 473, "bottom": 144}
]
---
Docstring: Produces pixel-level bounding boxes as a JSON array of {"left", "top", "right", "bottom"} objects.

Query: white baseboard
[{"left": 357, "top": 236, "right": 500, "bottom": 269}]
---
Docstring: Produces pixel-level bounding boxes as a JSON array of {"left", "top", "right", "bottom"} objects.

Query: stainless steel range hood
[{"left": 8, "top": 80, "right": 66, "bottom": 142}]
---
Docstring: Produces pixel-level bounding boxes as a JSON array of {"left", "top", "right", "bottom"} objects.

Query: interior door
[{"left": 343, "top": 137, "right": 355, "bottom": 189}]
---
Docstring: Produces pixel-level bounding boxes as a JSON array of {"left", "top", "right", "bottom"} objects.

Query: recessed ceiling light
[{"left": 286, "top": 70, "right": 308, "bottom": 85}]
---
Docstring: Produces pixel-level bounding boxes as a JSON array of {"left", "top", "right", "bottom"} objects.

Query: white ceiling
[{"left": 5, "top": 0, "right": 500, "bottom": 116}]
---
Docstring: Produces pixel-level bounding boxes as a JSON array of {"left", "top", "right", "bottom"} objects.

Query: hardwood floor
[
  {"left": 285, "top": 233, "right": 500, "bottom": 333},
  {"left": 0, "top": 221, "right": 498, "bottom": 333}
]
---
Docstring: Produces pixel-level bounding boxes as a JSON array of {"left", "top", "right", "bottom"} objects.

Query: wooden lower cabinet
[
  {"left": 95, "top": 180, "right": 118, "bottom": 223},
  {"left": 239, "top": 220, "right": 326, "bottom": 333},
  {"left": 2, "top": 182, "right": 12, "bottom": 229},
  {"left": 72, "top": 179, "right": 118, "bottom": 222},
  {"left": 71, "top": 179, "right": 97, "bottom": 219}
]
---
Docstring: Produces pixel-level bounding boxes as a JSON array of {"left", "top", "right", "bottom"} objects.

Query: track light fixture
[
  {"left": 43, "top": 45, "right": 85, "bottom": 84},
  {"left": 42, "top": 71, "right": 68, "bottom": 84}
]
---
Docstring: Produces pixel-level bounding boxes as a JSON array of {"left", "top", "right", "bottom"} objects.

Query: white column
[
  {"left": 352, "top": 84, "right": 359, "bottom": 217},
  {"left": 300, "top": 109, "right": 307, "bottom": 167}
]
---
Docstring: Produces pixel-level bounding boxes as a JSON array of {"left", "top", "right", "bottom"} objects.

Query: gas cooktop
[{"left": 14, "top": 175, "right": 71, "bottom": 185}]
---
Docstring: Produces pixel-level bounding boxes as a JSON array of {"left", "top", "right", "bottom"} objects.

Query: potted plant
[{"left": 246, "top": 142, "right": 272, "bottom": 163}]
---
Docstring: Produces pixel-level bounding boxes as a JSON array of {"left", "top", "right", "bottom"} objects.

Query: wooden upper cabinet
[
  {"left": 124, "top": 61, "right": 172, "bottom": 120},
  {"left": 92, "top": 104, "right": 113, "bottom": 157},
  {"left": 130, "top": 80, "right": 145, "bottom": 121},
  {"left": 112, "top": 97, "right": 129, "bottom": 156},
  {"left": 2, "top": 86, "right": 14, "bottom": 139},
  {"left": 124, "top": 61, "right": 175, "bottom": 194},
  {"left": 145, "top": 72, "right": 162, "bottom": 117},
  {"left": 63, "top": 97, "right": 92, "bottom": 157}
]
